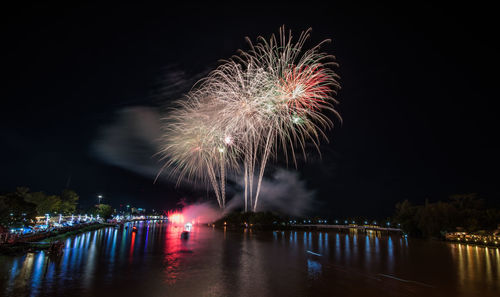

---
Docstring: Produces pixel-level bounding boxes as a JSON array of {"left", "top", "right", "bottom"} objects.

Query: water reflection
[
  {"left": 0, "top": 223, "right": 499, "bottom": 297},
  {"left": 387, "top": 236, "right": 394, "bottom": 273},
  {"left": 163, "top": 224, "right": 183, "bottom": 284},
  {"left": 307, "top": 258, "right": 322, "bottom": 279},
  {"left": 83, "top": 230, "right": 98, "bottom": 289},
  {"left": 129, "top": 231, "right": 136, "bottom": 259},
  {"left": 451, "top": 243, "right": 500, "bottom": 295}
]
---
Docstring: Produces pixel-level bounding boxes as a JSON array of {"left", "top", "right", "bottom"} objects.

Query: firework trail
[
  {"left": 158, "top": 26, "right": 340, "bottom": 211},
  {"left": 156, "top": 96, "right": 241, "bottom": 208}
]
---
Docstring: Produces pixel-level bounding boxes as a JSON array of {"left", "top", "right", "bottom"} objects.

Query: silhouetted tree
[
  {"left": 393, "top": 194, "right": 499, "bottom": 238},
  {"left": 0, "top": 189, "right": 37, "bottom": 228},
  {"left": 25, "top": 192, "right": 62, "bottom": 215},
  {"left": 95, "top": 204, "right": 113, "bottom": 219},
  {"left": 394, "top": 200, "right": 420, "bottom": 236},
  {"left": 60, "top": 189, "right": 79, "bottom": 214}
]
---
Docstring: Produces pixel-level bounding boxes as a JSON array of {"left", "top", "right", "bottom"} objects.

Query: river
[{"left": 0, "top": 221, "right": 498, "bottom": 297}]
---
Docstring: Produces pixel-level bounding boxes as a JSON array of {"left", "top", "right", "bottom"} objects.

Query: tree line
[
  {"left": 393, "top": 193, "right": 500, "bottom": 238},
  {"left": 0, "top": 187, "right": 113, "bottom": 228}
]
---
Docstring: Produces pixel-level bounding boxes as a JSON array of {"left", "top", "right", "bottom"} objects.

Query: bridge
[{"left": 293, "top": 224, "right": 403, "bottom": 233}]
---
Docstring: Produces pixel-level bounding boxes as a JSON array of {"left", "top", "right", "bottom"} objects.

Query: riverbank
[
  {"left": 445, "top": 231, "right": 500, "bottom": 248},
  {"left": 41, "top": 223, "right": 114, "bottom": 242},
  {"left": 212, "top": 212, "right": 404, "bottom": 234},
  {"left": 1, "top": 218, "right": 498, "bottom": 297},
  {"left": 0, "top": 223, "right": 114, "bottom": 255}
]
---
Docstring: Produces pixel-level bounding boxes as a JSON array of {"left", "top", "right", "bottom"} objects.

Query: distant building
[{"left": 131, "top": 207, "right": 145, "bottom": 215}]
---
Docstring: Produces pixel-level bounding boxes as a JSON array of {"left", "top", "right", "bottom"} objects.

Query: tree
[
  {"left": 95, "top": 204, "right": 113, "bottom": 219},
  {"left": 0, "top": 195, "right": 9, "bottom": 227},
  {"left": 449, "top": 193, "right": 483, "bottom": 209},
  {"left": 393, "top": 194, "right": 500, "bottom": 238},
  {"left": 0, "top": 188, "right": 83, "bottom": 227},
  {"left": 394, "top": 200, "right": 420, "bottom": 236},
  {"left": 14, "top": 187, "right": 31, "bottom": 200},
  {"left": 0, "top": 192, "right": 36, "bottom": 228},
  {"left": 60, "top": 189, "right": 79, "bottom": 214},
  {"left": 25, "top": 192, "right": 62, "bottom": 216}
]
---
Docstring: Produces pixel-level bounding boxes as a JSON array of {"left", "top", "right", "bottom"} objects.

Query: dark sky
[{"left": 2, "top": 3, "right": 498, "bottom": 217}]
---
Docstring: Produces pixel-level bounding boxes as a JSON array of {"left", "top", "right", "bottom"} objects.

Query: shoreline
[
  {"left": 41, "top": 223, "right": 114, "bottom": 243},
  {"left": 212, "top": 224, "right": 499, "bottom": 249},
  {"left": 444, "top": 238, "right": 499, "bottom": 249},
  {"left": 0, "top": 223, "right": 114, "bottom": 255}
]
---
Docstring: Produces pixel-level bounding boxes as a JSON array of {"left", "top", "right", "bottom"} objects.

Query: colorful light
[
  {"left": 157, "top": 26, "right": 341, "bottom": 212},
  {"left": 167, "top": 210, "right": 185, "bottom": 225}
]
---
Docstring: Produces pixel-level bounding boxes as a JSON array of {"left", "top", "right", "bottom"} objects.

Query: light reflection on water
[{"left": 0, "top": 223, "right": 498, "bottom": 297}]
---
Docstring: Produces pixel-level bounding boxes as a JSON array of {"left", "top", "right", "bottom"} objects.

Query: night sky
[{"left": 2, "top": 3, "right": 498, "bottom": 217}]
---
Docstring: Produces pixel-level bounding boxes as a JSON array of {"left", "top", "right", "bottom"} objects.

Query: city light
[{"left": 0, "top": 10, "right": 496, "bottom": 297}]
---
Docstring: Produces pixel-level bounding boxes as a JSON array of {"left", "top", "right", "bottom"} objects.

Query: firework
[
  {"left": 166, "top": 210, "right": 185, "bottom": 225},
  {"left": 157, "top": 27, "right": 340, "bottom": 211},
  {"left": 157, "top": 95, "right": 241, "bottom": 208}
]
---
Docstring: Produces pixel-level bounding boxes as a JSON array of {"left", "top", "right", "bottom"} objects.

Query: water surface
[{"left": 0, "top": 221, "right": 498, "bottom": 297}]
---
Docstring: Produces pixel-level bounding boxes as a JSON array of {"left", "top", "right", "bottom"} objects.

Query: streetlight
[{"left": 98, "top": 195, "right": 103, "bottom": 204}]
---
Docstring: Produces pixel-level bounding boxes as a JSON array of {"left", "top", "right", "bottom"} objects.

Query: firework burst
[{"left": 157, "top": 27, "right": 340, "bottom": 212}]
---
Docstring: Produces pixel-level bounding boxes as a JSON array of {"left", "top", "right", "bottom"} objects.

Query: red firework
[
  {"left": 280, "top": 64, "right": 332, "bottom": 113},
  {"left": 166, "top": 210, "right": 185, "bottom": 225}
]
